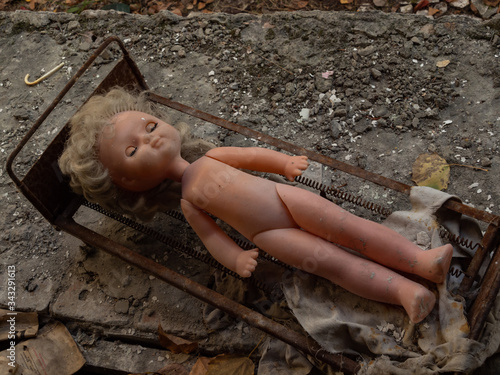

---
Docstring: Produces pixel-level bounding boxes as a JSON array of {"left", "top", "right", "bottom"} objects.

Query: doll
[{"left": 59, "top": 88, "right": 453, "bottom": 323}]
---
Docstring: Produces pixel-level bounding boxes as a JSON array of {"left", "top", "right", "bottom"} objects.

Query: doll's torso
[{"left": 181, "top": 156, "right": 299, "bottom": 241}]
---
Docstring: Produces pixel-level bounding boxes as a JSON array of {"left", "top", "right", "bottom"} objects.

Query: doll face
[{"left": 98, "top": 111, "right": 182, "bottom": 192}]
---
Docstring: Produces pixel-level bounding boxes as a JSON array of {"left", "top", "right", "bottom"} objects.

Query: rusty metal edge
[
  {"left": 54, "top": 214, "right": 361, "bottom": 374},
  {"left": 468, "top": 240, "right": 500, "bottom": 341}
]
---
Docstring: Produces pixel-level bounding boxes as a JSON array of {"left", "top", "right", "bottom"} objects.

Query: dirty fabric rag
[{"left": 280, "top": 186, "right": 499, "bottom": 374}]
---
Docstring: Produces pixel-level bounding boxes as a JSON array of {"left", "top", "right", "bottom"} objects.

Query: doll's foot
[
  {"left": 401, "top": 285, "right": 436, "bottom": 323},
  {"left": 416, "top": 244, "right": 453, "bottom": 284}
]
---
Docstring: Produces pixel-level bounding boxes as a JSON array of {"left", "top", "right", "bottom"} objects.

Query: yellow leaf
[{"left": 412, "top": 153, "right": 450, "bottom": 190}]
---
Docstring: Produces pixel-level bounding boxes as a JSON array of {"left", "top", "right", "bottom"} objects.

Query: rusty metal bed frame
[{"left": 6, "top": 37, "right": 500, "bottom": 373}]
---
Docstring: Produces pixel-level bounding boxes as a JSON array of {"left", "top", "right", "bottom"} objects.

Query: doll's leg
[
  {"left": 253, "top": 228, "right": 436, "bottom": 323},
  {"left": 275, "top": 184, "right": 452, "bottom": 283}
]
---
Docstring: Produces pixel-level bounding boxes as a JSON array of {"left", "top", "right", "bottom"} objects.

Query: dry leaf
[
  {"left": 414, "top": 0, "right": 429, "bottom": 10},
  {"left": 171, "top": 7, "right": 183, "bottom": 16},
  {"left": 428, "top": 7, "right": 440, "bottom": 16},
  {"left": 436, "top": 59, "right": 450, "bottom": 68},
  {"left": 207, "top": 354, "right": 254, "bottom": 375},
  {"left": 297, "top": 1, "right": 309, "bottom": 9},
  {"left": 189, "top": 357, "right": 210, "bottom": 375},
  {"left": 158, "top": 324, "right": 198, "bottom": 354},
  {"left": 340, "top": 0, "right": 353, "bottom": 3},
  {"left": 412, "top": 153, "right": 450, "bottom": 190}
]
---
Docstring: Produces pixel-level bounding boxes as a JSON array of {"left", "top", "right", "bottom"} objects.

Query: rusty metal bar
[
  {"left": 55, "top": 214, "right": 361, "bottom": 374},
  {"left": 459, "top": 223, "right": 499, "bottom": 295},
  {"left": 468, "top": 241, "right": 500, "bottom": 341}
]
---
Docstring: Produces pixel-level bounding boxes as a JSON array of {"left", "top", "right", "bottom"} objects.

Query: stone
[
  {"left": 67, "top": 20, "right": 80, "bottom": 31},
  {"left": 331, "top": 120, "right": 342, "bottom": 139},
  {"left": 449, "top": 0, "right": 469, "bottom": 8},
  {"left": 299, "top": 108, "right": 310, "bottom": 121},
  {"left": 373, "top": 0, "right": 387, "bottom": 7},
  {"left": 115, "top": 299, "right": 130, "bottom": 314},
  {"left": 357, "top": 45, "right": 376, "bottom": 57},
  {"left": 315, "top": 74, "right": 332, "bottom": 93},
  {"left": 354, "top": 118, "right": 372, "bottom": 134},
  {"left": 400, "top": 4, "right": 413, "bottom": 13}
]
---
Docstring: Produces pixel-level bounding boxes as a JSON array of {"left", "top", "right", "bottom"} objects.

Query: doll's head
[
  {"left": 59, "top": 88, "right": 212, "bottom": 220},
  {"left": 99, "top": 110, "right": 186, "bottom": 192}
]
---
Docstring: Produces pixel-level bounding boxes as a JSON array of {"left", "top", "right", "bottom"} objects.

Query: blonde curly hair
[{"left": 58, "top": 88, "right": 213, "bottom": 221}]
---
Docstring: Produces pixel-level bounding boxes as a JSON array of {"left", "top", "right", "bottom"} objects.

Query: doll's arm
[
  {"left": 206, "top": 147, "right": 308, "bottom": 181},
  {"left": 181, "top": 199, "right": 259, "bottom": 277}
]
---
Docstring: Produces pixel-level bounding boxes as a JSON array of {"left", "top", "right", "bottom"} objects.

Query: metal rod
[
  {"left": 55, "top": 215, "right": 361, "bottom": 374},
  {"left": 25, "top": 62, "right": 65, "bottom": 86},
  {"left": 468, "top": 241, "right": 500, "bottom": 340},
  {"left": 459, "top": 223, "right": 499, "bottom": 295}
]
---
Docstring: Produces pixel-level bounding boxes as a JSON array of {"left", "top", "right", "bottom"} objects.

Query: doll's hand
[
  {"left": 284, "top": 156, "right": 309, "bottom": 181},
  {"left": 236, "top": 248, "right": 259, "bottom": 278}
]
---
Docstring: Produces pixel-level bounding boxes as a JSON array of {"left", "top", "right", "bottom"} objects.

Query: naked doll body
[{"left": 98, "top": 110, "right": 453, "bottom": 323}]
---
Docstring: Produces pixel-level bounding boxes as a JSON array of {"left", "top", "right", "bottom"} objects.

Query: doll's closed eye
[
  {"left": 146, "top": 122, "right": 158, "bottom": 132},
  {"left": 126, "top": 146, "right": 137, "bottom": 157}
]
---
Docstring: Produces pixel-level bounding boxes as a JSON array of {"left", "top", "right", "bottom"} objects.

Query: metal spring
[
  {"left": 438, "top": 227, "right": 483, "bottom": 252},
  {"left": 164, "top": 209, "right": 187, "bottom": 223},
  {"left": 295, "top": 175, "right": 393, "bottom": 217},
  {"left": 82, "top": 200, "right": 272, "bottom": 293}
]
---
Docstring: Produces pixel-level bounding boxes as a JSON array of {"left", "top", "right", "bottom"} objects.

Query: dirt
[{"left": 0, "top": 7, "right": 499, "bottom": 374}]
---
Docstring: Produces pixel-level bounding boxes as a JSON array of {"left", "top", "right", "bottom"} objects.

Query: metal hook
[{"left": 24, "top": 62, "right": 65, "bottom": 86}]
